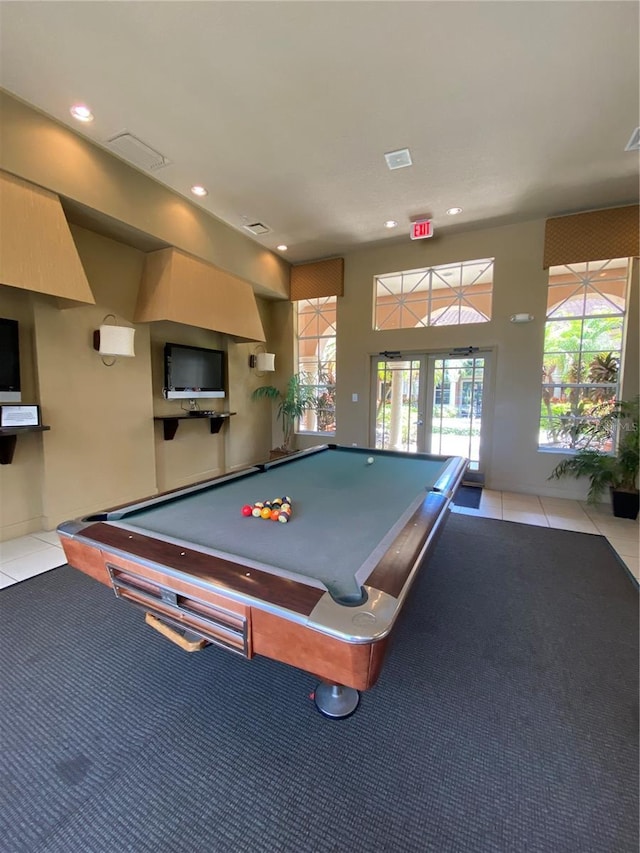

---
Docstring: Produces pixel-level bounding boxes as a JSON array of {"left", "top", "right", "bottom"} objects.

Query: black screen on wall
[
  {"left": 0, "top": 318, "right": 20, "bottom": 393},
  {"left": 164, "top": 342, "right": 226, "bottom": 397}
]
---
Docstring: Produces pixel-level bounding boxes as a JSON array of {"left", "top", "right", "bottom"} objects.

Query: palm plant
[
  {"left": 251, "top": 373, "right": 318, "bottom": 452},
  {"left": 549, "top": 396, "right": 639, "bottom": 515}
]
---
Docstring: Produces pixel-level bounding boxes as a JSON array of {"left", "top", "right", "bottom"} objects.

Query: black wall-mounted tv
[
  {"left": 0, "top": 318, "right": 21, "bottom": 403},
  {"left": 163, "top": 342, "right": 226, "bottom": 400}
]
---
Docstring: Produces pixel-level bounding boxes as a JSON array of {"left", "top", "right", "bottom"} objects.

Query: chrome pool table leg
[{"left": 314, "top": 682, "right": 360, "bottom": 719}]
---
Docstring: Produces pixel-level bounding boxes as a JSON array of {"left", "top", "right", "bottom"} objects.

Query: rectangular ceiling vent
[
  {"left": 384, "top": 148, "right": 412, "bottom": 170},
  {"left": 105, "top": 132, "right": 171, "bottom": 171},
  {"left": 624, "top": 127, "right": 640, "bottom": 152},
  {"left": 243, "top": 222, "right": 270, "bottom": 235}
]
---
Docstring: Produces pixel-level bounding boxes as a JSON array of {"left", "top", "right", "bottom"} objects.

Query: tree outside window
[
  {"left": 296, "top": 297, "right": 336, "bottom": 434},
  {"left": 540, "top": 258, "right": 629, "bottom": 450}
]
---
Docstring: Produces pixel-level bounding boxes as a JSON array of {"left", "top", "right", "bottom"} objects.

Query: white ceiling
[{"left": 1, "top": 1, "right": 638, "bottom": 264}]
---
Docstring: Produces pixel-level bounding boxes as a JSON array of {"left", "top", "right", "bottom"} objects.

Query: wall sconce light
[
  {"left": 510, "top": 313, "right": 535, "bottom": 324},
  {"left": 93, "top": 314, "right": 136, "bottom": 366},
  {"left": 249, "top": 344, "right": 276, "bottom": 376}
]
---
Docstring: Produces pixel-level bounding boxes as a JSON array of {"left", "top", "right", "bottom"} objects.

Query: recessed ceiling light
[
  {"left": 446, "top": 207, "right": 463, "bottom": 216},
  {"left": 384, "top": 220, "right": 398, "bottom": 229},
  {"left": 190, "top": 185, "right": 208, "bottom": 197},
  {"left": 277, "top": 244, "right": 288, "bottom": 251},
  {"left": 70, "top": 104, "right": 94, "bottom": 122}
]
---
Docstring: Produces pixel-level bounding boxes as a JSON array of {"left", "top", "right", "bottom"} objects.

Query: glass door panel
[
  {"left": 370, "top": 351, "right": 490, "bottom": 475},
  {"left": 428, "top": 355, "right": 486, "bottom": 470},
  {"left": 372, "top": 357, "right": 425, "bottom": 452}
]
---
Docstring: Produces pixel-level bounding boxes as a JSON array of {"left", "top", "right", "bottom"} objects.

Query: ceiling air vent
[
  {"left": 624, "top": 127, "right": 640, "bottom": 152},
  {"left": 384, "top": 148, "right": 412, "bottom": 170},
  {"left": 243, "top": 222, "right": 270, "bottom": 235},
  {"left": 105, "top": 132, "right": 171, "bottom": 171}
]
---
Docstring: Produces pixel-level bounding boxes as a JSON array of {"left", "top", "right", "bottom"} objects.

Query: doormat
[{"left": 453, "top": 485, "right": 483, "bottom": 509}]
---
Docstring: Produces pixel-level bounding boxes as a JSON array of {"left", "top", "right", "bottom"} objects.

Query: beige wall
[
  {"left": 30, "top": 225, "right": 156, "bottom": 529},
  {"left": 0, "top": 287, "right": 44, "bottom": 537},
  {"left": 0, "top": 225, "right": 279, "bottom": 539},
  {"left": 0, "top": 91, "right": 290, "bottom": 300},
  {"left": 621, "top": 261, "right": 639, "bottom": 404},
  {"left": 297, "top": 221, "right": 639, "bottom": 500}
]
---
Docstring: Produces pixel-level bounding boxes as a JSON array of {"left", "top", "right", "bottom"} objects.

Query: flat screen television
[
  {"left": 0, "top": 318, "right": 21, "bottom": 403},
  {"left": 163, "top": 342, "right": 226, "bottom": 400}
]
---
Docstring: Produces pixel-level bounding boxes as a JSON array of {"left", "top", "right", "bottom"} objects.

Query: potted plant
[
  {"left": 251, "top": 373, "right": 317, "bottom": 455},
  {"left": 548, "top": 396, "right": 639, "bottom": 519}
]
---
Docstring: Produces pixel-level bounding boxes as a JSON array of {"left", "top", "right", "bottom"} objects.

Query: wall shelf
[
  {"left": 0, "top": 425, "right": 51, "bottom": 465},
  {"left": 154, "top": 413, "right": 236, "bottom": 441}
]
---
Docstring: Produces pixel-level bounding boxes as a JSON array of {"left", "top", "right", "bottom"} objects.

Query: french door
[{"left": 370, "top": 351, "right": 491, "bottom": 473}]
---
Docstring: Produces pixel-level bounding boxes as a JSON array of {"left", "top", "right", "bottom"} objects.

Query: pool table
[{"left": 58, "top": 445, "right": 466, "bottom": 718}]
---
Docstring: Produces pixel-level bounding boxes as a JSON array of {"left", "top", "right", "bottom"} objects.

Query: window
[
  {"left": 539, "top": 258, "right": 630, "bottom": 450},
  {"left": 374, "top": 258, "right": 493, "bottom": 330},
  {"left": 296, "top": 296, "right": 336, "bottom": 433}
]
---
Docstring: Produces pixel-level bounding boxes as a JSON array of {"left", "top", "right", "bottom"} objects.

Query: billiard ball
[
  {"left": 251, "top": 505, "right": 263, "bottom": 517},
  {"left": 260, "top": 507, "right": 272, "bottom": 519},
  {"left": 366, "top": 457, "right": 374, "bottom": 465},
  {"left": 270, "top": 509, "right": 280, "bottom": 521},
  {"left": 241, "top": 504, "right": 253, "bottom": 517}
]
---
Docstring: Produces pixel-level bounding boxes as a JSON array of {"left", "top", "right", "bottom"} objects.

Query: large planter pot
[
  {"left": 268, "top": 448, "right": 296, "bottom": 461},
  {"left": 610, "top": 488, "right": 640, "bottom": 520}
]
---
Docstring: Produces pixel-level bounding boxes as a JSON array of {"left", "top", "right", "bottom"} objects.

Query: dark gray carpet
[
  {"left": 453, "top": 485, "right": 483, "bottom": 508},
  {"left": 0, "top": 516, "right": 637, "bottom": 853}
]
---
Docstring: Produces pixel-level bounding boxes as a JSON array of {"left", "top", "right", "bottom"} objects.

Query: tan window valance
[
  {"left": 543, "top": 205, "right": 639, "bottom": 269},
  {"left": 290, "top": 257, "right": 344, "bottom": 301}
]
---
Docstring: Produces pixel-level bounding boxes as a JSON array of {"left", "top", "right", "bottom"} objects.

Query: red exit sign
[{"left": 410, "top": 219, "right": 434, "bottom": 240}]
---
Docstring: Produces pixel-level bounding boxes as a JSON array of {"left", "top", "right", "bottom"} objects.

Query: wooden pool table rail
[{"left": 59, "top": 529, "right": 389, "bottom": 692}]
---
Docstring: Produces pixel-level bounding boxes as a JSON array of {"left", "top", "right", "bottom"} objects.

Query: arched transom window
[{"left": 374, "top": 258, "right": 494, "bottom": 330}]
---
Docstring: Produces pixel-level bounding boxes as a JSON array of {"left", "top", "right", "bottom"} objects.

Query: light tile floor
[
  {"left": 0, "top": 493, "right": 638, "bottom": 588},
  {"left": 452, "top": 490, "right": 639, "bottom": 581}
]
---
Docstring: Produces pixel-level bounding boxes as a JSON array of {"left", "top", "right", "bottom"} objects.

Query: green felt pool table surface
[{"left": 111, "top": 445, "right": 456, "bottom": 601}]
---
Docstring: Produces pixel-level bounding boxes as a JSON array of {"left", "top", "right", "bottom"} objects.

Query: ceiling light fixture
[
  {"left": 446, "top": 207, "right": 463, "bottom": 216},
  {"left": 191, "top": 185, "right": 208, "bottom": 197},
  {"left": 277, "top": 244, "right": 288, "bottom": 251},
  {"left": 384, "top": 220, "right": 398, "bottom": 229},
  {"left": 70, "top": 104, "right": 94, "bottom": 122}
]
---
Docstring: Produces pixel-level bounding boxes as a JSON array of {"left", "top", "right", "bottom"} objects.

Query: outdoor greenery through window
[
  {"left": 374, "top": 258, "right": 493, "bottom": 330},
  {"left": 539, "top": 258, "right": 630, "bottom": 451},
  {"left": 296, "top": 296, "right": 336, "bottom": 433}
]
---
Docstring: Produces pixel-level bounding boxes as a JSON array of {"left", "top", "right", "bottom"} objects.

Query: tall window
[
  {"left": 539, "top": 258, "right": 630, "bottom": 450},
  {"left": 296, "top": 296, "right": 336, "bottom": 434},
  {"left": 374, "top": 258, "right": 493, "bottom": 330}
]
